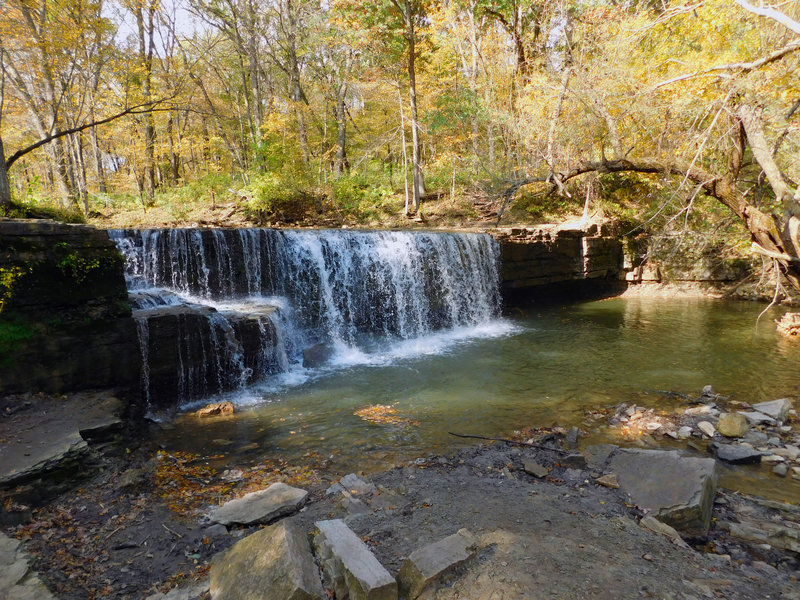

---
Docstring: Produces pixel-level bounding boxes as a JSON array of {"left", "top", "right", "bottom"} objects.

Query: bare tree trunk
[
  {"left": 135, "top": 2, "right": 157, "bottom": 205},
  {"left": 333, "top": 96, "right": 349, "bottom": 175},
  {"left": 402, "top": 0, "right": 423, "bottom": 212},
  {"left": 284, "top": 0, "right": 310, "bottom": 164},
  {"left": 0, "top": 137, "right": 11, "bottom": 210}
]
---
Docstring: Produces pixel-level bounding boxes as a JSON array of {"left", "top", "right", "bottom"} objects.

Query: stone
[
  {"left": 522, "top": 459, "right": 549, "bottom": 478},
  {"left": 719, "top": 520, "right": 800, "bottom": 554},
  {"left": 211, "top": 482, "right": 308, "bottom": 526},
  {"left": 0, "top": 531, "right": 55, "bottom": 600},
  {"left": 582, "top": 444, "right": 617, "bottom": 469},
  {"left": 761, "top": 454, "right": 785, "bottom": 463},
  {"left": 677, "top": 426, "right": 693, "bottom": 440},
  {"left": 609, "top": 449, "right": 717, "bottom": 537},
  {"left": 774, "top": 445, "right": 800, "bottom": 460},
  {"left": 737, "top": 411, "right": 777, "bottom": 426},
  {"left": 566, "top": 427, "right": 581, "bottom": 450},
  {"left": 742, "top": 430, "right": 769, "bottom": 445},
  {"left": 560, "top": 453, "right": 587, "bottom": 469},
  {"left": 639, "top": 516, "right": 690, "bottom": 549},
  {"left": 773, "top": 463, "right": 790, "bottom": 477},
  {"left": 595, "top": 473, "right": 619, "bottom": 489},
  {"left": 314, "top": 519, "right": 396, "bottom": 600},
  {"left": 708, "top": 443, "right": 763, "bottom": 465},
  {"left": 751, "top": 399, "right": 793, "bottom": 422},
  {"left": 397, "top": 529, "right": 478, "bottom": 600},
  {"left": 204, "top": 524, "right": 228, "bottom": 539},
  {"left": 195, "top": 402, "right": 235, "bottom": 418},
  {"left": 146, "top": 580, "right": 210, "bottom": 600},
  {"left": 210, "top": 520, "right": 324, "bottom": 600},
  {"left": 716, "top": 413, "right": 749, "bottom": 438},
  {"left": 685, "top": 405, "right": 715, "bottom": 416},
  {"left": 697, "top": 421, "right": 716, "bottom": 438},
  {"left": 339, "top": 473, "right": 377, "bottom": 496}
]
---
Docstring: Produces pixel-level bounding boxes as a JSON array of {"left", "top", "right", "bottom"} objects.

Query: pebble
[
  {"left": 677, "top": 426, "right": 693, "bottom": 440},
  {"left": 697, "top": 421, "right": 716, "bottom": 438}
]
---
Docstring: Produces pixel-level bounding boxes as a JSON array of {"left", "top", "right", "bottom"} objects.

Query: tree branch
[
  {"left": 734, "top": 0, "right": 800, "bottom": 35},
  {"left": 654, "top": 39, "right": 800, "bottom": 89},
  {"left": 5, "top": 98, "right": 171, "bottom": 170}
]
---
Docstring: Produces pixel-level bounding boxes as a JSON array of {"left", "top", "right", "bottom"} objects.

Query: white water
[{"left": 109, "top": 228, "right": 507, "bottom": 408}]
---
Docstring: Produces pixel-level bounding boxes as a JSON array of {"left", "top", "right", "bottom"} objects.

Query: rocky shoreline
[{"left": 2, "top": 391, "right": 800, "bottom": 600}]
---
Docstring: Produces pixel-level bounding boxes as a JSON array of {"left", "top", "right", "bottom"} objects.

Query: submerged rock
[
  {"left": 609, "top": 449, "right": 717, "bottom": 537},
  {"left": 211, "top": 482, "right": 308, "bottom": 526},
  {"left": 210, "top": 520, "right": 324, "bottom": 600},
  {"left": 195, "top": 402, "right": 235, "bottom": 418}
]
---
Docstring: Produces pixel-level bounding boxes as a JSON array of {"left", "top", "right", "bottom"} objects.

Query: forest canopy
[{"left": 1, "top": 0, "right": 800, "bottom": 285}]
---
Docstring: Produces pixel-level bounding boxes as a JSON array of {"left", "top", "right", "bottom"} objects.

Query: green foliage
[
  {"left": 241, "top": 173, "right": 317, "bottom": 222},
  {"left": 0, "top": 266, "right": 32, "bottom": 312},
  {"left": 0, "top": 317, "right": 34, "bottom": 367},
  {"left": 329, "top": 174, "right": 396, "bottom": 222},
  {"left": 53, "top": 242, "right": 102, "bottom": 283}
]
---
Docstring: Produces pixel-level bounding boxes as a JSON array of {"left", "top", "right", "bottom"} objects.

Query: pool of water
[{"left": 153, "top": 296, "right": 800, "bottom": 501}]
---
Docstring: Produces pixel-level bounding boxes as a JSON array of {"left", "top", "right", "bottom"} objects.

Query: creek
[{"left": 110, "top": 228, "right": 800, "bottom": 503}]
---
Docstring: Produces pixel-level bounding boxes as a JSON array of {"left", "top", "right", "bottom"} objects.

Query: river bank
[{"left": 2, "top": 390, "right": 799, "bottom": 600}]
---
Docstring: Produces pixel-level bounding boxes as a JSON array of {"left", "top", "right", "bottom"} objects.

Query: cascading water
[{"left": 109, "top": 228, "right": 501, "bottom": 411}]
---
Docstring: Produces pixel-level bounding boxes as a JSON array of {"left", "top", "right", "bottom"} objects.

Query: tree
[{"left": 500, "top": 0, "right": 800, "bottom": 291}]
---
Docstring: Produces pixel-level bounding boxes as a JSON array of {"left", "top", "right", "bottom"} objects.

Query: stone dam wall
[
  {"left": 0, "top": 220, "right": 139, "bottom": 397},
  {"left": 2, "top": 220, "right": 742, "bottom": 404},
  {"left": 493, "top": 223, "right": 625, "bottom": 306}
]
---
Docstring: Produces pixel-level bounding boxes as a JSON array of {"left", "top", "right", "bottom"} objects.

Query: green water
[{"left": 155, "top": 296, "right": 800, "bottom": 501}]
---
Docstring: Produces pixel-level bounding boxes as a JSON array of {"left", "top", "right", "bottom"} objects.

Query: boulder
[
  {"left": 339, "top": 473, "right": 377, "bottom": 496},
  {"left": 609, "top": 449, "right": 717, "bottom": 537},
  {"left": 397, "top": 529, "right": 478, "bottom": 600},
  {"left": 751, "top": 399, "right": 793, "bottom": 422},
  {"left": 211, "top": 482, "right": 308, "bottom": 526},
  {"left": 716, "top": 413, "right": 749, "bottom": 438},
  {"left": 195, "top": 402, "right": 235, "bottom": 418},
  {"left": 314, "top": 519, "right": 396, "bottom": 600},
  {"left": 708, "top": 443, "right": 762, "bottom": 465},
  {"left": 210, "top": 520, "right": 324, "bottom": 600}
]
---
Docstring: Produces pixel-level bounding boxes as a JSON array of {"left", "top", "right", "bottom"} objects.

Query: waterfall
[{"left": 109, "top": 228, "right": 501, "bottom": 410}]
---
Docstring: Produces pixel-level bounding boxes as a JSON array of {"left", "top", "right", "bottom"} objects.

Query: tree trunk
[
  {"left": 284, "top": 0, "right": 310, "bottom": 164},
  {"left": 0, "top": 137, "right": 11, "bottom": 211},
  {"left": 136, "top": 3, "right": 157, "bottom": 206},
  {"left": 334, "top": 96, "right": 349, "bottom": 175},
  {"left": 404, "top": 0, "right": 423, "bottom": 212}
]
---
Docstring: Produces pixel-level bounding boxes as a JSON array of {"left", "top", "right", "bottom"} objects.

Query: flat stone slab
[
  {"left": 522, "top": 459, "right": 548, "bottom": 478},
  {"left": 210, "top": 520, "right": 323, "bottom": 600},
  {"left": 738, "top": 410, "right": 777, "bottom": 426},
  {"left": 397, "top": 529, "right": 477, "bottom": 599},
  {"left": 0, "top": 393, "right": 123, "bottom": 489},
  {"left": 609, "top": 449, "right": 717, "bottom": 537},
  {"left": 0, "top": 531, "right": 56, "bottom": 600},
  {"left": 708, "top": 443, "right": 762, "bottom": 465},
  {"left": 314, "top": 519, "right": 396, "bottom": 600},
  {"left": 211, "top": 482, "right": 308, "bottom": 526},
  {"left": 751, "top": 398, "right": 792, "bottom": 422}
]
